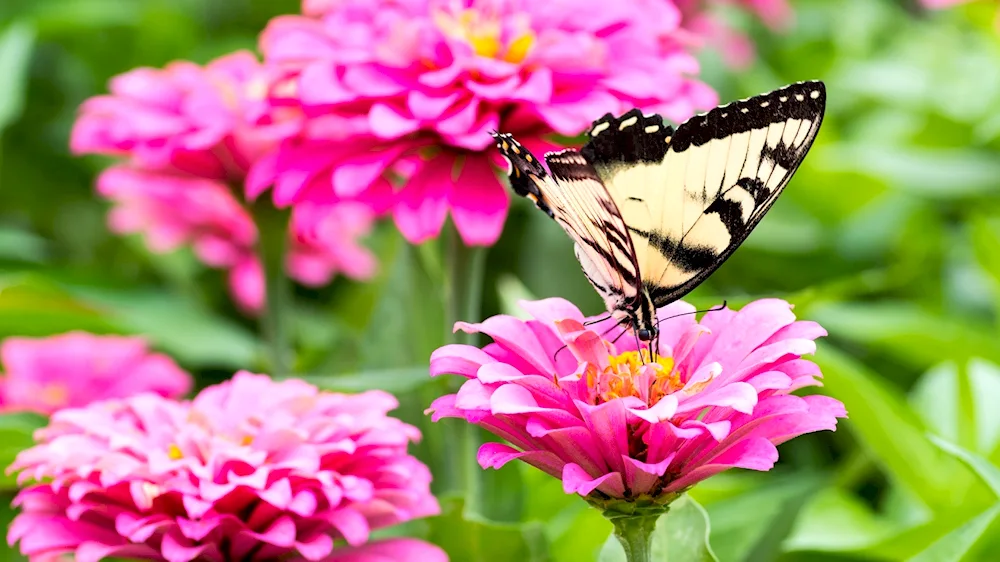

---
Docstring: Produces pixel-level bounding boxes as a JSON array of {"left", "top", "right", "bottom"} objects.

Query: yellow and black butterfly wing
[
  {"left": 580, "top": 81, "right": 826, "bottom": 306},
  {"left": 491, "top": 132, "right": 642, "bottom": 316}
]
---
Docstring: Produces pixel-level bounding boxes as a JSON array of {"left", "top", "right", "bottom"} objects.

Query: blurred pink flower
[
  {"left": 71, "top": 50, "right": 296, "bottom": 181},
  {"left": 0, "top": 332, "right": 191, "bottom": 415},
  {"left": 676, "top": 0, "right": 792, "bottom": 69},
  {"left": 97, "top": 167, "right": 377, "bottom": 313},
  {"left": 8, "top": 372, "right": 440, "bottom": 562},
  {"left": 255, "top": 0, "right": 718, "bottom": 246},
  {"left": 427, "top": 298, "right": 846, "bottom": 502}
]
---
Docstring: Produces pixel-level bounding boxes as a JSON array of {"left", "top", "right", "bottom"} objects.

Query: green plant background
[{"left": 2, "top": 0, "right": 1000, "bottom": 560}]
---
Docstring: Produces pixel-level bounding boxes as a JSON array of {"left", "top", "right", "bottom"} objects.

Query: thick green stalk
[
  {"left": 441, "top": 223, "right": 489, "bottom": 508},
  {"left": 611, "top": 514, "right": 659, "bottom": 562},
  {"left": 443, "top": 225, "right": 487, "bottom": 345},
  {"left": 251, "top": 202, "right": 293, "bottom": 376}
]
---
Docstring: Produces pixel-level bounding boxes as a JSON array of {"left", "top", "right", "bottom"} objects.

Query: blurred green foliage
[{"left": 2, "top": 0, "right": 1000, "bottom": 560}]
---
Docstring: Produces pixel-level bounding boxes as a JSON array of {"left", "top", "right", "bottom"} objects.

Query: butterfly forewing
[
  {"left": 581, "top": 80, "right": 826, "bottom": 306},
  {"left": 491, "top": 133, "right": 641, "bottom": 315}
]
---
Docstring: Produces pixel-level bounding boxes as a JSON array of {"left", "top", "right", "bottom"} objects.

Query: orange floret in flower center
[
  {"left": 433, "top": 7, "right": 535, "bottom": 63},
  {"left": 587, "top": 349, "right": 683, "bottom": 406}
]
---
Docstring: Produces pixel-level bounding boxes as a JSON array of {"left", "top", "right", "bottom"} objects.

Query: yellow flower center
[
  {"left": 167, "top": 444, "right": 183, "bottom": 460},
  {"left": 39, "top": 383, "right": 69, "bottom": 409},
  {"left": 433, "top": 8, "right": 535, "bottom": 63},
  {"left": 587, "top": 349, "right": 685, "bottom": 406}
]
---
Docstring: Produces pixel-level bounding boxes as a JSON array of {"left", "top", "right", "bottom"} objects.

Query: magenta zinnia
[
  {"left": 255, "top": 0, "right": 718, "bottom": 246},
  {"left": 71, "top": 51, "right": 379, "bottom": 312},
  {"left": 8, "top": 372, "right": 441, "bottom": 562},
  {"left": 428, "top": 298, "right": 845, "bottom": 504}
]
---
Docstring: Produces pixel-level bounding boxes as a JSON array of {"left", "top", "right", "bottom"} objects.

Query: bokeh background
[{"left": 2, "top": 0, "right": 1000, "bottom": 560}]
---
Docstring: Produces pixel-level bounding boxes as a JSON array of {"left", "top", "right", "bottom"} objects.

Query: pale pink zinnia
[
  {"left": 8, "top": 372, "right": 442, "bottom": 562},
  {"left": 255, "top": 0, "right": 718, "bottom": 246},
  {"left": 0, "top": 332, "right": 191, "bottom": 415},
  {"left": 95, "top": 167, "right": 377, "bottom": 313},
  {"left": 428, "top": 298, "right": 846, "bottom": 503}
]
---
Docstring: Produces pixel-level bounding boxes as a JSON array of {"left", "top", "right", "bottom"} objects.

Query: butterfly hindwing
[
  {"left": 492, "top": 133, "right": 641, "bottom": 315},
  {"left": 581, "top": 81, "right": 826, "bottom": 307}
]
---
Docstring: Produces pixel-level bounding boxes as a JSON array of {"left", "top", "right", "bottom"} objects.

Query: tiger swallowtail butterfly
[{"left": 492, "top": 81, "right": 826, "bottom": 348}]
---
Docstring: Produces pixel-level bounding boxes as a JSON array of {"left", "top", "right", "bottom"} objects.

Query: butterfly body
[{"left": 493, "top": 81, "right": 826, "bottom": 347}]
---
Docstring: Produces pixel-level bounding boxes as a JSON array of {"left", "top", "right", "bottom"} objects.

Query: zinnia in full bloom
[
  {"left": 256, "top": 0, "right": 718, "bottom": 246},
  {"left": 73, "top": 52, "right": 378, "bottom": 312},
  {"left": 0, "top": 332, "right": 191, "bottom": 415},
  {"left": 427, "top": 298, "right": 846, "bottom": 506},
  {"left": 8, "top": 372, "right": 442, "bottom": 562}
]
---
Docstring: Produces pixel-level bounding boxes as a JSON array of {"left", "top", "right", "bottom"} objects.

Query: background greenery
[{"left": 2, "top": 0, "right": 1000, "bottom": 560}]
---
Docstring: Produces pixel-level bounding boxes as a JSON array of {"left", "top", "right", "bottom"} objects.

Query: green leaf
[
  {"left": 813, "top": 343, "right": 979, "bottom": 511},
  {"left": 929, "top": 435, "right": 1000, "bottom": 497},
  {"left": 811, "top": 303, "right": 1000, "bottom": 369},
  {"left": 0, "top": 411, "right": 46, "bottom": 489},
  {"left": 298, "top": 367, "right": 431, "bottom": 395},
  {"left": 599, "top": 495, "right": 719, "bottom": 562},
  {"left": 911, "top": 359, "right": 1000, "bottom": 457},
  {"left": 65, "top": 286, "right": 259, "bottom": 370},
  {"left": 971, "top": 215, "right": 1000, "bottom": 287},
  {"left": 815, "top": 143, "right": 1000, "bottom": 199},
  {"left": 908, "top": 504, "right": 1000, "bottom": 562},
  {"left": 700, "top": 473, "right": 823, "bottom": 562},
  {"left": 0, "top": 490, "right": 26, "bottom": 561},
  {"left": 428, "top": 497, "right": 548, "bottom": 562},
  {"left": 496, "top": 274, "right": 537, "bottom": 320},
  {"left": 0, "top": 21, "right": 34, "bottom": 133},
  {"left": 784, "top": 488, "right": 901, "bottom": 553}
]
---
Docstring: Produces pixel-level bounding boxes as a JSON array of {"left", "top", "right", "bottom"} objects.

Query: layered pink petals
[
  {"left": 428, "top": 298, "right": 846, "bottom": 500},
  {"left": 8, "top": 372, "right": 439, "bottom": 562},
  {"left": 97, "top": 167, "right": 376, "bottom": 312},
  {"left": 0, "top": 332, "right": 191, "bottom": 414},
  {"left": 74, "top": 50, "right": 378, "bottom": 312},
  {"left": 257, "top": 0, "right": 718, "bottom": 245}
]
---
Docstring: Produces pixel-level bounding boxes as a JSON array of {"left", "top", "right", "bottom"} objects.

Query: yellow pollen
[
  {"left": 433, "top": 8, "right": 535, "bottom": 62},
  {"left": 167, "top": 444, "right": 183, "bottom": 460},
  {"left": 39, "top": 384, "right": 69, "bottom": 408},
  {"left": 595, "top": 350, "right": 683, "bottom": 405},
  {"left": 241, "top": 435, "right": 254, "bottom": 446}
]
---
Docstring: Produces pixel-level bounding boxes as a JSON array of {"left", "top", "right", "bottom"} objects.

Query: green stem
[
  {"left": 612, "top": 514, "right": 659, "bottom": 562},
  {"left": 251, "top": 202, "right": 293, "bottom": 376},
  {"left": 443, "top": 224, "right": 487, "bottom": 345},
  {"left": 441, "top": 223, "right": 489, "bottom": 504}
]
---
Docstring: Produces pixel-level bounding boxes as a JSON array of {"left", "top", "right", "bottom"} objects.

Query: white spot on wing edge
[
  {"left": 619, "top": 116, "right": 639, "bottom": 130},
  {"left": 590, "top": 122, "right": 611, "bottom": 136},
  {"left": 810, "top": 90, "right": 820, "bottom": 99},
  {"left": 644, "top": 125, "right": 660, "bottom": 133}
]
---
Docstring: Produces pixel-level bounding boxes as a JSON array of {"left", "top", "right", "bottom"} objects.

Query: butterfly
[{"left": 492, "top": 81, "right": 826, "bottom": 350}]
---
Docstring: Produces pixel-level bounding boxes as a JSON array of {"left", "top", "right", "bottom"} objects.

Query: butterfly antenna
[
  {"left": 583, "top": 313, "right": 613, "bottom": 326},
  {"left": 654, "top": 300, "right": 728, "bottom": 327},
  {"left": 550, "top": 316, "right": 630, "bottom": 363}
]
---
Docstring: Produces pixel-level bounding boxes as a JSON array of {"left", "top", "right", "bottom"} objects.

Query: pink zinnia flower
[
  {"left": 74, "top": 51, "right": 379, "bottom": 312},
  {"left": 71, "top": 50, "right": 295, "bottom": 181},
  {"left": 0, "top": 332, "right": 191, "bottom": 415},
  {"left": 95, "top": 167, "right": 377, "bottom": 313},
  {"left": 8, "top": 372, "right": 442, "bottom": 562},
  {"left": 428, "top": 298, "right": 846, "bottom": 503},
  {"left": 255, "top": 0, "right": 718, "bottom": 246}
]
